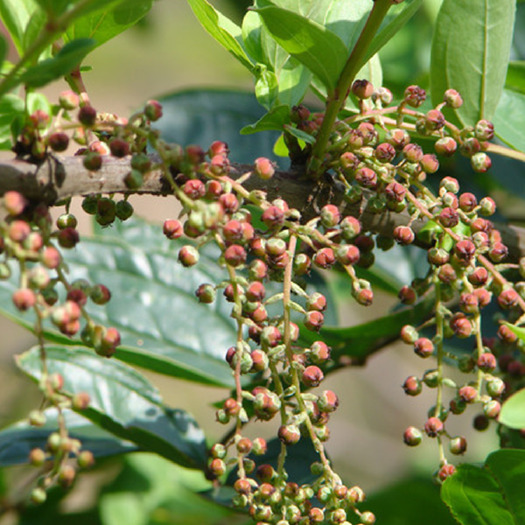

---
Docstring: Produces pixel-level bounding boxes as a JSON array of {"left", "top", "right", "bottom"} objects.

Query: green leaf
[
  {"left": 506, "top": 61, "right": 525, "bottom": 94},
  {"left": 0, "top": 94, "right": 25, "bottom": 150},
  {"left": 441, "top": 449, "right": 525, "bottom": 525},
  {"left": 299, "top": 297, "right": 434, "bottom": 363},
  {"left": 367, "top": 477, "right": 456, "bottom": 525},
  {"left": 0, "top": 408, "right": 137, "bottom": 466},
  {"left": 20, "top": 38, "right": 96, "bottom": 87},
  {"left": 254, "top": 64, "right": 279, "bottom": 109},
  {"left": 67, "top": 218, "right": 240, "bottom": 388},
  {"left": 254, "top": 6, "right": 348, "bottom": 91},
  {"left": 240, "top": 104, "right": 291, "bottom": 134},
  {"left": 363, "top": 0, "right": 424, "bottom": 67},
  {"left": 0, "top": 35, "right": 6, "bottom": 67},
  {"left": 187, "top": 0, "right": 254, "bottom": 72},
  {"left": 100, "top": 454, "right": 238, "bottom": 525},
  {"left": 493, "top": 88, "right": 525, "bottom": 153},
  {"left": 21, "top": 5, "right": 47, "bottom": 52},
  {"left": 17, "top": 345, "right": 207, "bottom": 469},
  {"left": 0, "top": 0, "right": 38, "bottom": 55},
  {"left": 34, "top": 0, "right": 76, "bottom": 17},
  {"left": 64, "top": 0, "right": 153, "bottom": 49},
  {"left": 430, "top": 0, "right": 516, "bottom": 126},
  {"left": 500, "top": 388, "right": 525, "bottom": 429},
  {"left": 154, "top": 88, "right": 281, "bottom": 163}
]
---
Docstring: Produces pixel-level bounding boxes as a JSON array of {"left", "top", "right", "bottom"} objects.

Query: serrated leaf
[
  {"left": 20, "top": 38, "right": 96, "bottom": 87},
  {"left": 0, "top": 408, "right": 137, "bottom": 467},
  {"left": 499, "top": 388, "right": 525, "bottom": 429},
  {"left": 430, "top": 0, "right": 516, "bottom": 126},
  {"left": 0, "top": 0, "right": 38, "bottom": 55},
  {"left": 187, "top": 0, "right": 253, "bottom": 72},
  {"left": 153, "top": 89, "right": 281, "bottom": 163},
  {"left": 64, "top": 0, "right": 152, "bottom": 48},
  {"left": 254, "top": 6, "right": 348, "bottom": 91},
  {"left": 17, "top": 345, "right": 207, "bottom": 469},
  {"left": 493, "top": 88, "right": 525, "bottom": 153},
  {"left": 441, "top": 449, "right": 525, "bottom": 525}
]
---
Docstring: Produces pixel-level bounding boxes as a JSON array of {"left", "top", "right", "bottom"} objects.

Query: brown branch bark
[{"left": 1, "top": 155, "right": 524, "bottom": 263}]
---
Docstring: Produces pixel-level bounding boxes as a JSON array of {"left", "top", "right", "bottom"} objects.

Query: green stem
[
  {"left": 0, "top": 0, "right": 104, "bottom": 98},
  {"left": 307, "top": 0, "right": 394, "bottom": 178}
]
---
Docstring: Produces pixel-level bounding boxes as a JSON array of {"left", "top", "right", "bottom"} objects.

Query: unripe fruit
[
  {"left": 304, "top": 310, "right": 324, "bottom": 331},
  {"left": 403, "top": 426, "right": 422, "bottom": 446},
  {"left": 454, "top": 239, "right": 476, "bottom": 261},
  {"left": 449, "top": 436, "right": 467, "bottom": 455},
  {"left": 414, "top": 337, "right": 434, "bottom": 358},
  {"left": 355, "top": 167, "right": 378, "bottom": 189},
  {"left": 9, "top": 220, "right": 31, "bottom": 242},
  {"left": 144, "top": 100, "right": 163, "bottom": 121},
  {"left": 420, "top": 153, "right": 439, "bottom": 174},
  {"left": 196, "top": 283, "right": 216, "bottom": 304},
  {"left": 403, "top": 143, "right": 423, "bottom": 163},
  {"left": 224, "top": 244, "right": 246, "bottom": 267},
  {"left": 310, "top": 341, "right": 331, "bottom": 363},
  {"left": 486, "top": 377, "right": 505, "bottom": 397},
  {"left": 261, "top": 206, "right": 285, "bottom": 229},
  {"left": 404, "top": 85, "right": 426, "bottom": 107},
  {"left": 178, "top": 245, "right": 199, "bottom": 267},
  {"left": 444, "top": 89, "right": 463, "bottom": 108},
  {"left": 497, "top": 288, "right": 519, "bottom": 309},
  {"left": 458, "top": 385, "right": 477, "bottom": 403},
  {"left": 393, "top": 225, "right": 415, "bottom": 245},
  {"left": 424, "top": 417, "right": 444, "bottom": 437},
  {"left": 48, "top": 132, "right": 69, "bottom": 152},
  {"left": 475, "top": 119, "right": 494, "bottom": 141},
  {"left": 77, "top": 450, "right": 95, "bottom": 469},
  {"left": 124, "top": 169, "right": 143, "bottom": 189},
  {"left": 435, "top": 137, "right": 457, "bottom": 157},
  {"left": 4, "top": 191, "right": 28, "bottom": 216},
  {"left": 163, "top": 219, "right": 183, "bottom": 240},
  {"left": 437, "top": 463, "right": 456, "bottom": 482},
  {"left": 355, "top": 288, "right": 373, "bottom": 306},
  {"left": 307, "top": 292, "right": 327, "bottom": 312},
  {"left": 352, "top": 79, "right": 374, "bottom": 99},
  {"left": 483, "top": 399, "right": 501, "bottom": 419},
  {"left": 471, "top": 152, "right": 492, "bottom": 173},
  {"left": 360, "top": 511, "right": 376, "bottom": 525},
  {"left": 59, "top": 90, "right": 79, "bottom": 110},
  {"left": 313, "top": 247, "right": 335, "bottom": 269},
  {"left": 254, "top": 157, "right": 275, "bottom": 179},
  {"left": 278, "top": 424, "right": 301, "bottom": 445},
  {"left": 30, "top": 487, "right": 47, "bottom": 505},
  {"left": 489, "top": 242, "right": 508, "bottom": 263},
  {"left": 477, "top": 352, "right": 496, "bottom": 372},
  {"left": 109, "top": 138, "right": 130, "bottom": 158},
  {"left": 252, "top": 437, "right": 267, "bottom": 456},
  {"left": 450, "top": 315, "right": 473, "bottom": 338},
  {"left": 320, "top": 204, "right": 341, "bottom": 228},
  {"left": 302, "top": 365, "right": 324, "bottom": 387},
  {"left": 318, "top": 390, "right": 339, "bottom": 412},
  {"left": 29, "top": 447, "right": 46, "bottom": 466},
  {"left": 12, "top": 288, "right": 36, "bottom": 311},
  {"left": 115, "top": 200, "right": 133, "bottom": 221},
  {"left": 375, "top": 142, "right": 396, "bottom": 163},
  {"left": 425, "top": 109, "right": 445, "bottom": 131},
  {"left": 400, "top": 325, "right": 418, "bottom": 344},
  {"left": 403, "top": 376, "right": 422, "bottom": 396},
  {"left": 78, "top": 105, "right": 97, "bottom": 127},
  {"left": 72, "top": 392, "right": 91, "bottom": 410}
]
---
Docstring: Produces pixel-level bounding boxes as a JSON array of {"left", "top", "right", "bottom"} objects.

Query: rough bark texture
[{"left": 1, "top": 155, "right": 524, "bottom": 263}]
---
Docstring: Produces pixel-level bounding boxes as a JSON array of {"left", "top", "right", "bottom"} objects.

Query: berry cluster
[{"left": 4, "top": 79, "right": 525, "bottom": 517}]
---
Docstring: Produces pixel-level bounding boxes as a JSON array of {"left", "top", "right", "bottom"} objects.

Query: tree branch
[{"left": 1, "top": 155, "right": 524, "bottom": 263}]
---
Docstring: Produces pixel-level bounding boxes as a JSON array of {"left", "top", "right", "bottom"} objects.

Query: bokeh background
[{"left": 2, "top": 0, "right": 524, "bottom": 522}]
